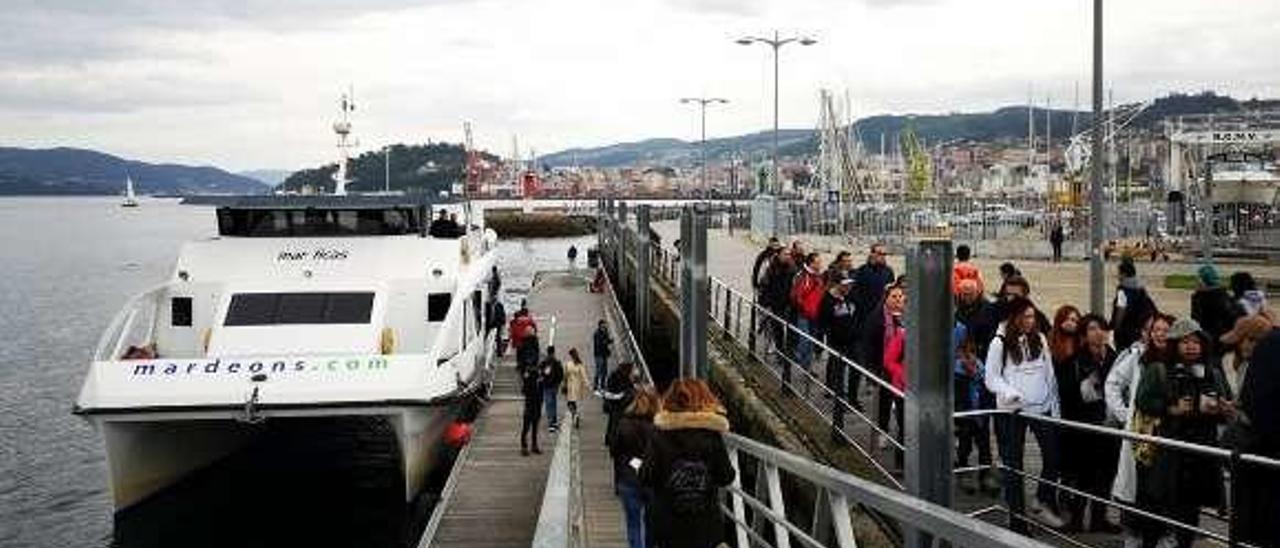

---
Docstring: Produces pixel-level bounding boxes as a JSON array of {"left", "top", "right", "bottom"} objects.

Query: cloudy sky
[{"left": 3, "top": 0, "right": 1278, "bottom": 171}]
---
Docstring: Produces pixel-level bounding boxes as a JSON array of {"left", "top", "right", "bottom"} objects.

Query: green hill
[{"left": 277, "top": 143, "right": 499, "bottom": 194}]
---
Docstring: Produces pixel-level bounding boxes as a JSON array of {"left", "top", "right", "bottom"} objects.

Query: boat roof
[{"left": 181, "top": 194, "right": 461, "bottom": 210}]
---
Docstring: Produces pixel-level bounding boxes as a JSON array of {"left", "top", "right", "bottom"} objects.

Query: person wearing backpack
[
  {"left": 1111, "top": 258, "right": 1155, "bottom": 351},
  {"left": 641, "top": 379, "right": 734, "bottom": 548}
]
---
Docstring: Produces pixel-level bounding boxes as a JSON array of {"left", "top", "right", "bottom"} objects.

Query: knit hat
[
  {"left": 1166, "top": 317, "right": 1206, "bottom": 342},
  {"left": 1220, "top": 314, "right": 1274, "bottom": 345},
  {"left": 1198, "top": 264, "right": 1220, "bottom": 287}
]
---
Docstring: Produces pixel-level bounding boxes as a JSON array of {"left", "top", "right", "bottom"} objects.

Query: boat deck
[{"left": 425, "top": 271, "right": 628, "bottom": 547}]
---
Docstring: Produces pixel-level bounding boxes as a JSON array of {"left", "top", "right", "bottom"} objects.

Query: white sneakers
[{"left": 1028, "top": 500, "right": 1067, "bottom": 529}]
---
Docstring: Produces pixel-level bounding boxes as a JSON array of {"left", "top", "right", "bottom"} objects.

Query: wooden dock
[{"left": 425, "top": 271, "right": 628, "bottom": 547}]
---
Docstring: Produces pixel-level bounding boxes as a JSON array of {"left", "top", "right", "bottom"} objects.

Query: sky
[{"left": 2, "top": 0, "right": 1278, "bottom": 172}]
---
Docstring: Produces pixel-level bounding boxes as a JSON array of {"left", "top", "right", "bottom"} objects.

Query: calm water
[{"left": 0, "top": 197, "right": 591, "bottom": 548}]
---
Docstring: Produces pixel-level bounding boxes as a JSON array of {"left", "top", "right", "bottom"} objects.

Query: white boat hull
[
  {"left": 95, "top": 404, "right": 457, "bottom": 511},
  {"left": 1210, "top": 177, "right": 1280, "bottom": 204}
]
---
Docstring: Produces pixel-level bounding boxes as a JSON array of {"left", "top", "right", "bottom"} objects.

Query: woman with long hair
[
  {"left": 641, "top": 379, "right": 735, "bottom": 548},
  {"left": 985, "top": 297, "right": 1066, "bottom": 533},
  {"left": 563, "top": 348, "right": 590, "bottom": 429},
  {"left": 1049, "top": 305, "right": 1082, "bottom": 368},
  {"left": 610, "top": 387, "right": 660, "bottom": 548},
  {"left": 1061, "top": 314, "right": 1122, "bottom": 532}
]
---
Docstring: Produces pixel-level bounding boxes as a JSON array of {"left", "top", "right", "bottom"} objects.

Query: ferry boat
[
  {"left": 74, "top": 194, "right": 500, "bottom": 528},
  {"left": 1208, "top": 152, "right": 1280, "bottom": 204}
]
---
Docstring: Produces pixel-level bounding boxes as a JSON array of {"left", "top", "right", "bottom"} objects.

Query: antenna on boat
[{"left": 333, "top": 86, "right": 357, "bottom": 196}]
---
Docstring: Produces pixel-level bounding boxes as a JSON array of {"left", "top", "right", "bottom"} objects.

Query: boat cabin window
[
  {"left": 224, "top": 292, "right": 374, "bottom": 326},
  {"left": 427, "top": 293, "right": 452, "bottom": 323},
  {"left": 217, "top": 207, "right": 421, "bottom": 237},
  {"left": 171, "top": 297, "right": 193, "bottom": 327}
]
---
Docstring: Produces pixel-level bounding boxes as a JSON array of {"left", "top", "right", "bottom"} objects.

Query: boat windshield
[{"left": 217, "top": 207, "right": 423, "bottom": 237}]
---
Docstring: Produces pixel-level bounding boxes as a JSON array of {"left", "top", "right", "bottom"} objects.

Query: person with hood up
[
  {"left": 1111, "top": 258, "right": 1156, "bottom": 351},
  {"left": 752, "top": 237, "right": 784, "bottom": 293},
  {"left": 1133, "top": 318, "right": 1233, "bottom": 548},
  {"left": 1191, "top": 264, "right": 1241, "bottom": 345},
  {"left": 641, "top": 379, "right": 735, "bottom": 548},
  {"left": 1229, "top": 271, "right": 1268, "bottom": 317},
  {"left": 985, "top": 296, "right": 1066, "bottom": 533}
]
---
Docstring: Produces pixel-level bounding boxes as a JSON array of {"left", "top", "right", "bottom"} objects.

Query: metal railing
[
  {"left": 706, "top": 276, "right": 907, "bottom": 488},
  {"left": 702, "top": 273, "right": 1280, "bottom": 547},
  {"left": 722, "top": 432, "right": 1049, "bottom": 548}
]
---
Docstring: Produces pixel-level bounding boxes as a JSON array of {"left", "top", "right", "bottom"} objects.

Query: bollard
[
  {"left": 904, "top": 240, "right": 954, "bottom": 548},
  {"left": 679, "top": 205, "right": 709, "bottom": 379},
  {"left": 636, "top": 206, "right": 651, "bottom": 349}
]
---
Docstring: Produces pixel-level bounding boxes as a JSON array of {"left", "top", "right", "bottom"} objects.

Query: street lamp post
[
  {"left": 737, "top": 31, "right": 816, "bottom": 195},
  {"left": 383, "top": 145, "right": 392, "bottom": 193},
  {"left": 1089, "top": 0, "right": 1105, "bottom": 315},
  {"left": 680, "top": 97, "right": 729, "bottom": 196}
]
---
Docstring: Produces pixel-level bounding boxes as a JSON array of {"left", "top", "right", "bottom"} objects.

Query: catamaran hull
[{"left": 91, "top": 404, "right": 458, "bottom": 512}]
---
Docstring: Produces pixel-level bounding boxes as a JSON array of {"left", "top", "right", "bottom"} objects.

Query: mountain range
[
  {"left": 0, "top": 147, "right": 269, "bottom": 196},
  {"left": 540, "top": 92, "right": 1277, "bottom": 168}
]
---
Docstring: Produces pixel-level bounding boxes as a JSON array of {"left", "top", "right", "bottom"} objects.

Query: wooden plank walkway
[{"left": 426, "top": 271, "right": 628, "bottom": 547}]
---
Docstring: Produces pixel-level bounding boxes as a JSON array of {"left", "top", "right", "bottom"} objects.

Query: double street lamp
[
  {"left": 680, "top": 97, "right": 729, "bottom": 196},
  {"left": 736, "top": 31, "right": 817, "bottom": 195}
]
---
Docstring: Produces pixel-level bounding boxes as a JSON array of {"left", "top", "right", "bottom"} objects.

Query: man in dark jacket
[
  {"left": 1191, "top": 264, "right": 1241, "bottom": 347},
  {"left": 516, "top": 327, "right": 540, "bottom": 373},
  {"left": 1111, "top": 258, "right": 1155, "bottom": 350},
  {"left": 592, "top": 320, "right": 613, "bottom": 392},
  {"left": 520, "top": 347, "right": 546, "bottom": 456},
  {"left": 540, "top": 346, "right": 565, "bottom": 432},
  {"left": 603, "top": 361, "right": 637, "bottom": 446},
  {"left": 850, "top": 243, "right": 895, "bottom": 354},
  {"left": 819, "top": 275, "right": 860, "bottom": 436},
  {"left": 761, "top": 249, "right": 798, "bottom": 359}
]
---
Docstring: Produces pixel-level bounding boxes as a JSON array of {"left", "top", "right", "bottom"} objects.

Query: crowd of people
[
  {"left": 506, "top": 295, "right": 736, "bottom": 548},
  {"left": 749, "top": 238, "right": 1280, "bottom": 547}
]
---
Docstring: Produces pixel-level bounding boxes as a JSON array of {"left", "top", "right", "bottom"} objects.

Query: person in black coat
[
  {"left": 641, "top": 379, "right": 735, "bottom": 548},
  {"left": 850, "top": 243, "right": 895, "bottom": 338},
  {"left": 1058, "top": 314, "right": 1122, "bottom": 533},
  {"left": 609, "top": 387, "right": 659, "bottom": 548},
  {"left": 1190, "top": 265, "right": 1241, "bottom": 347},
  {"left": 761, "top": 250, "right": 798, "bottom": 357},
  {"left": 819, "top": 275, "right": 860, "bottom": 436},
  {"left": 604, "top": 361, "right": 638, "bottom": 446},
  {"left": 1233, "top": 328, "right": 1280, "bottom": 547},
  {"left": 519, "top": 342, "right": 547, "bottom": 456}
]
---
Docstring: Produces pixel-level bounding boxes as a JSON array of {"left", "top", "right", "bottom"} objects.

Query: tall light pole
[
  {"left": 1089, "top": 0, "right": 1105, "bottom": 315},
  {"left": 680, "top": 97, "right": 729, "bottom": 196},
  {"left": 383, "top": 144, "right": 392, "bottom": 192},
  {"left": 737, "top": 31, "right": 816, "bottom": 195}
]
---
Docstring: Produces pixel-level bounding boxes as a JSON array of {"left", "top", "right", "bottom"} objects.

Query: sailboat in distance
[{"left": 121, "top": 175, "right": 139, "bottom": 207}]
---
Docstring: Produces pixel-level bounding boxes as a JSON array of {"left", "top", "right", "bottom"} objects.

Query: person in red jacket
[
  {"left": 951, "top": 244, "right": 984, "bottom": 296},
  {"left": 789, "top": 252, "right": 826, "bottom": 378},
  {"left": 509, "top": 303, "right": 536, "bottom": 353}
]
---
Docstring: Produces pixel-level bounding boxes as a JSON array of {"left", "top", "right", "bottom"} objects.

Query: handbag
[{"left": 1130, "top": 409, "right": 1161, "bottom": 467}]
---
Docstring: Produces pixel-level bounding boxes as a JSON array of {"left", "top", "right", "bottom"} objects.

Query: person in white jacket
[
  {"left": 1105, "top": 313, "right": 1170, "bottom": 548},
  {"left": 985, "top": 297, "right": 1067, "bottom": 533}
]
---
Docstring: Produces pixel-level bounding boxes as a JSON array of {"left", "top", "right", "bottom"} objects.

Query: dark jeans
[
  {"left": 827, "top": 353, "right": 849, "bottom": 433},
  {"left": 521, "top": 396, "right": 543, "bottom": 449},
  {"left": 995, "top": 413, "right": 1062, "bottom": 533},
  {"left": 1051, "top": 241, "right": 1063, "bottom": 262}
]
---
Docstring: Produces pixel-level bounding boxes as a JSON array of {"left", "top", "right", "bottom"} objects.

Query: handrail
[
  {"left": 599, "top": 265, "right": 653, "bottom": 386},
  {"left": 94, "top": 285, "right": 167, "bottom": 361},
  {"left": 722, "top": 432, "right": 1050, "bottom": 548},
  {"left": 531, "top": 424, "right": 578, "bottom": 548}
]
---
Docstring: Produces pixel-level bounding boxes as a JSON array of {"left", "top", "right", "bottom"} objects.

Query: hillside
[
  {"left": 277, "top": 143, "right": 499, "bottom": 194},
  {"left": 0, "top": 147, "right": 269, "bottom": 195},
  {"left": 541, "top": 91, "right": 1272, "bottom": 168},
  {"left": 238, "top": 169, "right": 291, "bottom": 186}
]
